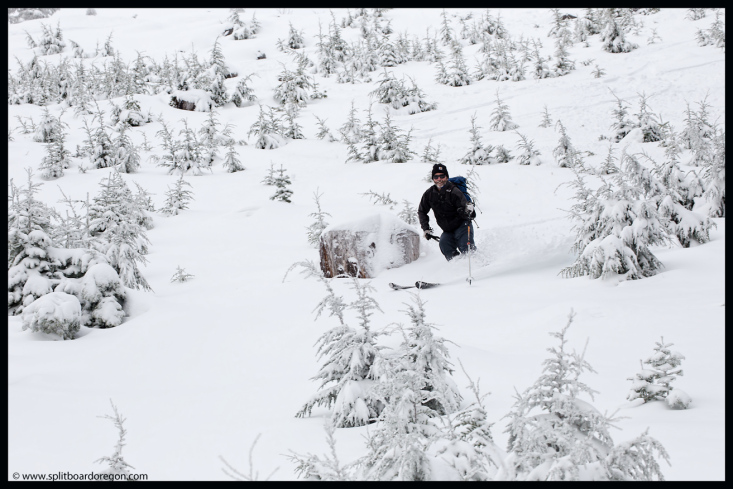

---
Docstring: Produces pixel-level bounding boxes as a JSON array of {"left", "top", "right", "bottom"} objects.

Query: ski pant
[{"left": 439, "top": 220, "right": 476, "bottom": 261}]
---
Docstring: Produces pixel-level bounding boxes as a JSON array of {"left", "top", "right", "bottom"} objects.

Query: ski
[{"left": 389, "top": 281, "right": 440, "bottom": 290}]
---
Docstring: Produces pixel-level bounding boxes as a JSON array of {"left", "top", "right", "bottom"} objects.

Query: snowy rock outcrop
[{"left": 319, "top": 211, "right": 420, "bottom": 278}]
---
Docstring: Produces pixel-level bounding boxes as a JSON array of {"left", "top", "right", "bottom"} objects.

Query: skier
[{"left": 418, "top": 164, "right": 476, "bottom": 261}]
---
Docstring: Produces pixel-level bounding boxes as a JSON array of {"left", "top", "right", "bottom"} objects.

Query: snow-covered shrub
[
  {"left": 222, "top": 141, "right": 245, "bottom": 173},
  {"left": 21, "top": 291, "right": 81, "bottom": 340},
  {"left": 96, "top": 400, "right": 135, "bottom": 476},
  {"left": 291, "top": 261, "right": 385, "bottom": 428},
  {"left": 306, "top": 189, "right": 331, "bottom": 247},
  {"left": 500, "top": 311, "right": 669, "bottom": 481},
  {"left": 169, "top": 89, "right": 214, "bottom": 112},
  {"left": 170, "top": 266, "right": 194, "bottom": 283},
  {"left": 248, "top": 105, "right": 286, "bottom": 149},
  {"left": 560, "top": 162, "right": 670, "bottom": 281},
  {"left": 8, "top": 230, "right": 60, "bottom": 315},
  {"left": 229, "top": 73, "right": 257, "bottom": 107},
  {"left": 627, "top": 337, "right": 687, "bottom": 406},
  {"left": 515, "top": 131, "right": 541, "bottom": 165},
  {"left": 459, "top": 114, "right": 494, "bottom": 165},
  {"left": 600, "top": 11, "right": 638, "bottom": 53},
  {"left": 553, "top": 121, "right": 577, "bottom": 168},
  {"left": 271, "top": 165, "right": 293, "bottom": 203},
  {"left": 160, "top": 174, "right": 194, "bottom": 216},
  {"left": 489, "top": 90, "right": 519, "bottom": 132}
]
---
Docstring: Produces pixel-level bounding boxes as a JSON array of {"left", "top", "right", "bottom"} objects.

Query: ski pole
[{"left": 467, "top": 222, "right": 473, "bottom": 285}]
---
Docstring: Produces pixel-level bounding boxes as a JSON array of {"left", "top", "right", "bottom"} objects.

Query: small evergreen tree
[
  {"left": 222, "top": 141, "right": 245, "bottom": 173},
  {"left": 539, "top": 105, "right": 553, "bottom": 128},
  {"left": 515, "top": 131, "right": 541, "bottom": 165},
  {"left": 314, "top": 116, "right": 337, "bottom": 142},
  {"left": 291, "top": 262, "right": 385, "bottom": 428},
  {"left": 230, "top": 73, "right": 258, "bottom": 107},
  {"left": 170, "top": 265, "right": 194, "bottom": 283},
  {"left": 489, "top": 90, "right": 519, "bottom": 132},
  {"left": 608, "top": 91, "right": 636, "bottom": 142},
  {"left": 553, "top": 120, "right": 577, "bottom": 168},
  {"left": 96, "top": 400, "right": 135, "bottom": 476},
  {"left": 271, "top": 165, "right": 293, "bottom": 203},
  {"left": 160, "top": 174, "right": 194, "bottom": 216},
  {"left": 459, "top": 114, "right": 493, "bottom": 166},
  {"left": 500, "top": 311, "right": 669, "bottom": 481},
  {"left": 600, "top": 11, "right": 639, "bottom": 53},
  {"left": 627, "top": 336, "right": 687, "bottom": 407},
  {"left": 111, "top": 126, "right": 140, "bottom": 174},
  {"left": 306, "top": 189, "right": 331, "bottom": 248},
  {"left": 39, "top": 128, "right": 71, "bottom": 179}
]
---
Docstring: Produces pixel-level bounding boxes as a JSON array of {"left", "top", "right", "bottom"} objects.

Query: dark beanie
[{"left": 432, "top": 164, "right": 449, "bottom": 178}]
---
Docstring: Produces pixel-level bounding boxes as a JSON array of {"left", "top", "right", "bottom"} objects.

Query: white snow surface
[{"left": 7, "top": 8, "right": 724, "bottom": 481}]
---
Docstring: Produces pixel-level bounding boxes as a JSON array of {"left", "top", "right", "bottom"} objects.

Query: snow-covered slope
[{"left": 8, "top": 8, "right": 724, "bottom": 481}]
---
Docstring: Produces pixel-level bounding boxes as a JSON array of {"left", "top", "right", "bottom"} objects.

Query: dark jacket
[{"left": 418, "top": 181, "right": 469, "bottom": 233}]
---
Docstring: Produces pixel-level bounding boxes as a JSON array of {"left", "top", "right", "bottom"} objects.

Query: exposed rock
[{"left": 319, "top": 211, "right": 421, "bottom": 278}]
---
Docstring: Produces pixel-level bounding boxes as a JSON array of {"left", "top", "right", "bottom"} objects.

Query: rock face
[{"left": 319, "top": 212, "right": 421, "bottom": 278}]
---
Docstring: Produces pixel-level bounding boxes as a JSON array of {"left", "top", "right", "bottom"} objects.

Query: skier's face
[{"left": 433, "top": 173, "right": 447, "bottom": 188}]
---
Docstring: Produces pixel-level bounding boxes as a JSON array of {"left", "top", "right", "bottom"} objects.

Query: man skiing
[{"left": 418, "top": 164, "right": 476, "bottom": 261}]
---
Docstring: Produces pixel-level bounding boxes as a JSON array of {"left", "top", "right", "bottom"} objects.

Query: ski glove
[
  {"left": 465, "top": 203, "right": 475, "bottom": 218},
  {"left": 424, "top": 228, "right": 435, "bottom": 240}
]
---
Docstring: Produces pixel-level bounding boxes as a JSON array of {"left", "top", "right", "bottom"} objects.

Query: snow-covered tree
[
  {"left": 282, "top": 103, "right": 305, "bottom": 140},
  {"left": 110, "top": 126, "right": 140, "bottom": 174},
  {"left": 420, "top": 138, "right": 444, "bottom": 165},
  {"left": 96, "top": 400, "right": 135, "bottom": 476},
  {"left": 634, "top": 92, "right": 664, "bottom": 143},
  {"left": 553, "top": 120, "right": 577, "bottom": 168},
  {"left": 459, "top": 114, "right": 494, "bottom": 166},
  {"left": 292, "top": 262, "right": 385, "bottom": 428},
  {"left": 339, "top": 100, "right": 363, "bottom": 144},
  {"left": 306, "top": 189, "right": 331, "bottom": 248},
  {"left": 489, "top": 90, "right": 519, "bottom": 132},
  {"left": 8, "top": 229, "right": 60, "bottom": 315},
  {"left": 33, "top": 108, "right": 66, "bottom": 143},
  {"left": 8, "top": 169, "right": 56, "bottom": 269},
  {"left": 699, "top": 128, "right": 725, "bottom": 218},
  {"left": 222, "top": 141, "right": 245, "bottom": 173},
  {"left": 88, "top": 171, "right": 152, "bottom": 291},
  {"left": 376, "top": 110, "right": 416, "bottom": 163},
  {"left": 500, "top": 311, "right": 669, "bottom": 481},
  {"left": 627, "top": 337, "right": 688, "bottom": 408},
  {"left": 170, "top": 265, "right": 194, "bottom": 283},
  {"left": 600, "top": 10, "right": 638, "bottom": 53},
  {"left": 515, "top": 131, "right": 541, "bottom": 165},
  {"left": 39, "top": 126, "right": 71, "bottom": 179},
  {"left": 539, "top": 105, "right": 553, "bottom": 128},
  {"left": 229, "top": 73, "right": 258, "bottom": 107},
  {"left": 314, "top": 116, "right": 337, "bottom": 142},
  {"left": 560, "top": 164, "right": 669, "bottom": 281},
  {"left": 608, "top": 91, "right": 635, "bottom": 142},
  {"left": 21, "top": 291, "right": 81, "bottom": 340},
  {"left": 273, "top": 61, "right": 317, "bottom": 106},
  {"left": 248, "top": 105, "right": 286, "bottom": 150},
  {"left": 160, "top": 174, "right": 194, "bottom": 216},
  {"left": 271, "top": 165, "right": 293, "bottom": 203}
]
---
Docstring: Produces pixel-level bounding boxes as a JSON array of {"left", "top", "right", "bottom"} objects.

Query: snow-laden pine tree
[
  {"left": 33, "top": 108, "right": 66, "bottom": 143},
  {"left": 459, "top": 114, "right": 494, "bottom": 166},
  {"left": 489, "top": 90, "right": 519, "bottom": 132},
  {"left": 539, "top": 105, "right": 553, "bottom": 128},
  {"left": 356, "top": 294, "right": 462, "bottom": 480},
  {"left": 198, "top": 109, "right": 222, "bottom": 166},
  {"left": 7, "top": 169, "right": 56, "bottom": 269},
  {"left": 553, "top": 120, "right": 577, "bottom": 168},
  {"left": 560, "top": 162, "right": 669, "bottom": 281},
  {"left": 306, "top": 189, "right": 331, "bottom": 248},
  {"left": 222, "top": 141, "right": 245, "bottom": 173},
  {"left": 270, "top": 165, "right": 293, "bottom": 203},
  {"left": 282, "top": 103, "right": 305, "bottom": 140},
  {"left": 314, "top": 116, "right": 337, "bottom": 142},
  {"left": 39, "top": 124, "right": 71, "bottom": 179},
  {"left": 20, "top": 291, "right": 82, "bottom": 340},
  {"left": 634, "top": 92, "right": 664, "bottom": 143},
  {"left": 339, "top": 100, "right": 363, "bottom": 144},
  {"left": 376, "top": 110, "right": 415, "bottom": 163},
  {"left": 625, "top": 151, "right": 715, "bottom": 248},
  {"left": 160, "top": 174, "right": 194, "bottom": 216},
  {"left": 600, "top": 10, "right": 639, "bottom": 53},
  {"left": 8, "top": 229, "right": 61, "bottom": 316},
  {"left": 110, "top": 126, "right": 140, "bottom": 174},
  {"left": 608, "top": 91, "right": 635, "bottom": 142},
  {"left": 499, "top": 311, "right": 669, "bottom": 481},
  {"left": 627, "top": 337, "right": 689, "bottom": 408},
  {"left": 432, "top": 362, "right": 503, "bottom": 481},
  {"left": 96, "top": 400, "right": 135, "bottom": 476},
  {"left": 88, "top": 171, "right": 152, "bottom": 291},
  {"left": 273, "top": 60, "right": 317, "bottom": 106},
  {"left": 229, "top": 73, "right": 258, "bottom": 107},
  {"left": 515, "top": 131, "right": 541, "bottom": 165},
  {"left": 292, "top": 261, "right": 385, "bottom": 428},
  {"left": 699, "top": 128, "right": 725, "bottom": 218},
  {"left": 420, "top": 138, "right": 444, "bottom": 165},
  {"left": 248, "top": 105, "right": 286, "bottom": 149}
]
